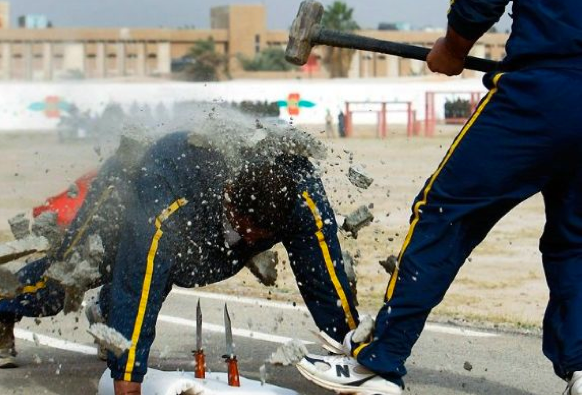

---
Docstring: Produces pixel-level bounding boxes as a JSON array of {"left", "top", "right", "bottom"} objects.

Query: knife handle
[
  {"left": 194, "top": 350, "right": 206, "bottom": 379},
  {"left": 226, "top": 357, "right": 240, "bottom": 387}
]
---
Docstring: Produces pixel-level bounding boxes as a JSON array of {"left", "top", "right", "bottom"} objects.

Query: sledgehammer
[{"left": 286, "top": 0, "right": 500, "bottom": 73}]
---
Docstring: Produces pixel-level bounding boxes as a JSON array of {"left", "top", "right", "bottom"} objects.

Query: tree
[
  {"left": 321, "top": 1, "right": 360, "bottom": 78},
  {"left": 186, "top": 38, "right": 227, "bottom": 81},
  {"left": 238, "top": 47, "right": 297, "bottom": 72}
]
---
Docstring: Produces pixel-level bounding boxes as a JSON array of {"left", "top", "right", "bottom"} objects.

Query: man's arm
[
  {"left": 427, "top": 0, "right": 509, "bottom": 75},
  {"left": 282, "top": 178, "right": 359, "bottom": 343}
]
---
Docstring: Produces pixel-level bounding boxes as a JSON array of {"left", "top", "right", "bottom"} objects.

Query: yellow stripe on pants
[
  {"left": 385, "top": 73, "right": 505, "bottom": 302},
  {"left": 123, "top": 198, "right": 187, "bottom": 382},
  {"left": 302, "top": 191, "right": 357, "bottom": 331}
]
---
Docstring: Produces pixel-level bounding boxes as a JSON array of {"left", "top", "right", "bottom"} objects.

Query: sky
[{"left": 9, "top": 0, "right": 513, "bottom": 31}]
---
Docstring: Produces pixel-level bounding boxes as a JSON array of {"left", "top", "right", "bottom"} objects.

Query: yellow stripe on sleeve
[
  {"left": 302, "top": 191, "right": 357, "bottom": 330},
  {"left": 123, "top": 198, "right": 187, "bottom": 382}
]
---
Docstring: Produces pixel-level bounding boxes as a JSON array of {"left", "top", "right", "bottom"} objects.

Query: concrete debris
[
  {"left": 8, "top": 213, "right": 30, "bottom": 240},
  {"left": 379, "top": 255, "right": 398, "bottom": 276},
  {"left": 45, "top": 234, "right": 104, "bottom": 313},
  {"left": 31, "top": 211, "right": 63, "bottom": 254},
  {"left": 352, "top": 315, "right": 375, "bottom": 343},
  {"left": 342, "top": 206, "right": 374, "bottom": 238},
  {"left": 87, "top": 323, "right": 131, "bottom": 358},
  {"left": 0, "top": 236, "right": 50, "bottom": 265},
  {"left": 348, "top": 164, "right": 374, "bottom": 189},
  {"left": 464, "top": 361, "right": 473, "bottom": 372},
  {"left": 187, "top": 104, "right": 327, "bottom": 173},
  {"left": 342, "top": 251, "right": 357, "bottom": 284},
  {"left": 268, "top": 339, "right": 308, "bottom": 366},
  {"left": 0, "top": 268, "right": 20, "bottom": 298},
  {"left": 246, "top": 251, "right": 278, "bottom": 286}
]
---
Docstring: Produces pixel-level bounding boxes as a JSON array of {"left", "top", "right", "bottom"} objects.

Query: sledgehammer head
[{"left": 285, "top": 0, "right": 324, "bottom": 66}]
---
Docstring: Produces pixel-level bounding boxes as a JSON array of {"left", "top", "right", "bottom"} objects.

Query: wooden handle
[
  {"left": 194, "top": 351, "right": 205, "bottom": 379},
  {"left": 227, "top": 358, "right": 240, "bottom": 387}
]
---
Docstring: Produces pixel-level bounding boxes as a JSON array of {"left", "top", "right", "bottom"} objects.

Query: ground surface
[
  {"left": 0, "top": 289, "right": 566, "bottom": 395},
  {"left": 0, "top": 129, "right": 554, "bottom": 394}
]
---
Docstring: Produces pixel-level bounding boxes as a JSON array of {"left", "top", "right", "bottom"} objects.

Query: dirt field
[{"left": 0, "top": 127, "right": 548, "bottom": 332}]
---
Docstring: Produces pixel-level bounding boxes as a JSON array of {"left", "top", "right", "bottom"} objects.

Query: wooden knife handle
[{"left": 194, "top": 350, "right": 206, "bottom": 379}]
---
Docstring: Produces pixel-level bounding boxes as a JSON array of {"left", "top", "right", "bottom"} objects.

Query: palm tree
[
  {"left": 321, "top": 2, "right": 360, "bottom": 78},
  {"left": 186, "top": 38, "right": 227, "bottom": 81}
]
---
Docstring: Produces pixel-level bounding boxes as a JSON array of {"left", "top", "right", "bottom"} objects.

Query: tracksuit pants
[{"left": 355, "top": 69, "right": 582, "bottom": 384}]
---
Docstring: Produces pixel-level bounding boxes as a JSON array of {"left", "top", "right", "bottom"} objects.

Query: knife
[
  {"left": 193, "top": 299, "right": 206, "bottom": 379},
  {"left": 223, "top": 303, "right": 240, "bottom": 387}
]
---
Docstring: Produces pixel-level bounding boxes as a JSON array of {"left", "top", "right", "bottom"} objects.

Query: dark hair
[{"left": 229, "top": 158, "right": 297, "bottom": 234}]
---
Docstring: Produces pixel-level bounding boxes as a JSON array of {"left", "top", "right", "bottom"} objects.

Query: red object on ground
[{"left": 32, "top": 170, "right": 98, "bottom": 228}]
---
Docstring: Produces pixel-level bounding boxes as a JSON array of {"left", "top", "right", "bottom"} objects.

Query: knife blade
[
  {"left": 224, "top": 303, "right": 235, "bottom": 357},
  {"left": 196, "top": 299, "right": 202, "bottom": 352}
]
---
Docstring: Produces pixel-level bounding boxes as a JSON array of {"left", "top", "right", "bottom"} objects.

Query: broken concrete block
[
  {"left": 268, "top": 339, "right": 308, "bottom": 366},
  {"left": 352, "top": 315, "right": 375, "bottom": 343},
  {"left": 379, "top": 255, "right": 398, "bottom": 276},
  {"left": 0, "top": 236, "right": 50, "bottom": 265},
  {"left": 0, "top": 268, "right": 21, "bottom": 298},
  {"left": 67, "top": 183, "right": 79, "bottom": 199},
  {"left": 342, "top": 251, "right": 357, "bottom": 284},
  {"left": 246, "top": 250, "right": 278, "bottom": 286},
  {"left": 348, "top": 164, "right": 374, "bottom": 189},
  {"left": 8, "top": 213, "right": 30, "bottom": 240},
  {"left": 342, "top": 206, "right": 374, "bottom": 238},
  {"left": 32, "top": 211, "right": 62, "bottom": 252},
  {"left": 88, "top": 323, "right": 131, "bottom": 358}
]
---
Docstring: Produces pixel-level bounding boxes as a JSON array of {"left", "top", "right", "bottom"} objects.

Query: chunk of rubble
[
  {"left": 88, "top": 323, "right": 131, "bottom": 358},
  {"left": 379, "top": 255, "right": 398, "bottom": 276},
  {"left": 348, "top": 164, "right": 374, "bottom": 189},
  {"left": 45, "top": 234, "right": 104, "bottom": 313},
  {"left": 8, "top": 213, "right": 30, "bottom": 240},
  {"left": 31, "top": 211, "right": 62, "bottom": 253},
  {"left": 246, "top": 251, "right": 278, "bottom": 286},
  {"left": 0, "top": 236, "right": 50, "bottom": 265},
  {"left": 342, "top": 251, "right": 357, "bottom": 284},
  {"left": 0, "top": 268, "right": 20, "bottom": 298},
  {"left": 352, "top": 315, "right": 375, "bottom": 343},
  {"left": 268, "top": 339, "right": 308, "bottom": 366},
  {"left": 342, "top": 206, "right": 374, "bottom": 238}
]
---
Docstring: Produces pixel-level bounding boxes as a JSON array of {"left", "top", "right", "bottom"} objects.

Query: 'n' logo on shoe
[{"left": 336, "top": 364, "right": 350, "bottom": 378}]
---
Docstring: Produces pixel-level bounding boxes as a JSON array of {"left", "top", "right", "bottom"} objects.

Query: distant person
[
  {"left": 0, "top": 131, "right": 359, "bottom": 395},
  {"left": 297, "top": 1, "right": 582, "bottom": 395},
  {"left": 337, "top": 111, "right": 346, "bottom": 138},
  {"left": 324, "top": 110, "right": 335, "bottom": 138}
]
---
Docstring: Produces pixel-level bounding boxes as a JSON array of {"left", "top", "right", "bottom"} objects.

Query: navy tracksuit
[
  {"left": 354, "top": 0, "right": 582, "bottom": 386},
  {"left": 0, "top": 132, "right": 358, "bottom": 383}
]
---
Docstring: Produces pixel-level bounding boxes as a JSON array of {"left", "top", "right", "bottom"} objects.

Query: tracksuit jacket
[{"left": 0, "top": 132, "right": 359, "bottom": 383}]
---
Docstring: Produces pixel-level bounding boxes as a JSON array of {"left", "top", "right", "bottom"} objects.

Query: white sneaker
[
  {"left": 297, "top": 354, "right": 402, "bottom": 395},
  {"left": 567, "top": 371, "right": 582, "bottom": 395}
]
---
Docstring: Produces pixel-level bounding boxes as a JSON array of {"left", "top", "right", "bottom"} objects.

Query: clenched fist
[{"left": 427, "top": 27, "right": 477, "bottom": 76}]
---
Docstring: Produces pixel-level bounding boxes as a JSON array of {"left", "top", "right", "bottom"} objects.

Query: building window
[
  {"left": 255, "top": 34, "right": 261, "bottom": 54},
  {"left": 147, "top": 53, "right": 157, "bottom": 59}
]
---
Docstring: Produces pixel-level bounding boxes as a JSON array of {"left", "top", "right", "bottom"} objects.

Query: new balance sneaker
[
  {"left": 567, "top": 371, "right": 582, "bottom": 395},
  {"left": 0, "top": 320, "right": 17, "bottom": 369},
  {"left": 297, "top": 354, "right": 402, "bottom": 395}
]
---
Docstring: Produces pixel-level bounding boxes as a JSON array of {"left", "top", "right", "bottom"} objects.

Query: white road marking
[
  {"left": 14, "top": 328, "right": 98, "bottom": 355},
  {"left": 158, "top": 315, "right": 314, "bottom": 345},
  {"left": 171, "top": 288, "right": 309, "bottom": 312},
  {"left": 173, "top": 289, "right": 499, "bottom": 338},
  {"left": 424, "top": 324, "right": 497, "bottom": 338}
]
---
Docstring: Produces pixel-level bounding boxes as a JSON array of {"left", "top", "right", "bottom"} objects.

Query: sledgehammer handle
[{"left": 314, "top": 26, "right": 499, "bottom": 73}]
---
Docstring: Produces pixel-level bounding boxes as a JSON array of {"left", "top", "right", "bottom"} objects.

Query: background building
[
  {"left": 0, "top": 3, "right": 508, "bottom": 81},
  {"left": 0, "top": 1, "right": 9, "bottom": 29}
]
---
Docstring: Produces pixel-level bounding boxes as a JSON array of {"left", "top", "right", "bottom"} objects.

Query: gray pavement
[{"left": 0, "top": 288, "right": 567, "bottom": 394}]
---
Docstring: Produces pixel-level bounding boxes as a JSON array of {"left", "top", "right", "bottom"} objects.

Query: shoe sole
[
  {"left": 0, "top": 357, "right": 18, "bottom": 369},
  {"left": 296, "top": 363, "right": 400, "bottom": 395}
]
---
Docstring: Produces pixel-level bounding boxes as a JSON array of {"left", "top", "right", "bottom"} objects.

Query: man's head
[{"left": 225, "top": 158, "right": 297, "bottom": 244}]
